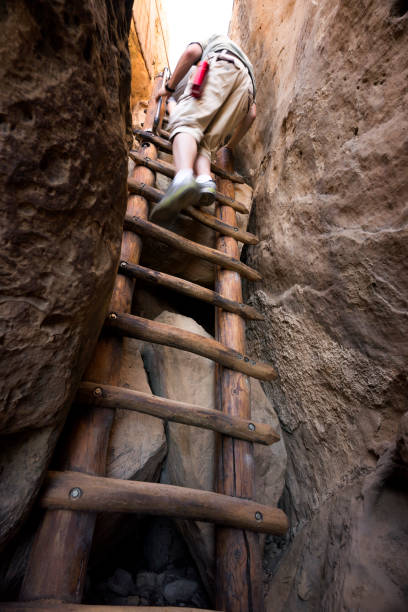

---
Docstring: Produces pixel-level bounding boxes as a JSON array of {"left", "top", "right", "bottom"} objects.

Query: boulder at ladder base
[
  {"left": 141, "top": 311, "right": 287, "bottom": 593},
  {"left": 91, "top": 337, "right": 167, "bottom": 559},
  {"left": 0, "top": 0, "right": 133, "bottom": 549}
]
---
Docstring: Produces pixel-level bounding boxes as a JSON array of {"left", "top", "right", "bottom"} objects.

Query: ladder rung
[
  {"left": 184, "top": 207, "right": 258, "bottom": 245},
  {"left": 78, "top": 382, "right": 279, "bottom": 445},
  {"left": 127, "top": 179, "right": 256, "bottom": 244},
  {"left": 1, "top": 603, "right": 219, "bottom": 611},
  {"left": 123, "top": 215, "right": 262, "bottom": 282},
  {"left": 118, "top": 261, "right": 264, "bottom": 320},
  {"left": 134, "top": 130, "right": 171, "bottom": 152},
  {"left": 129, "top": 150, "right": 249, "bottom": 214},
  {"left": 105, "top": 312, "right": 277, "bottom": 381},
  {"left": 133, "top": 129, "right": 245, "bottom": 184},
  {"left": 41, "top": 471, "right": 289, "bottom": 535},
  {"left": 129, "top": 149, "right": 173, "bottom": 178}
]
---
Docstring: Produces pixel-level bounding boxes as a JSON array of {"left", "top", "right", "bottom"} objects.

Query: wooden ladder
[{"left": 7, "top": 72, "right": 289, "bottom": 612}]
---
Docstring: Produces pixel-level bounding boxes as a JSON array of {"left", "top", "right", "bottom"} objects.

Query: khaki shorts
[{"left": 168, "top": 55, "right": 254, "bottom": 161}]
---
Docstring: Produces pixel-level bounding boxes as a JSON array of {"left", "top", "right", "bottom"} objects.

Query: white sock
[
  {"left": 173, "top": 169, "right": 194, "bottom": 184},
  {"left": 196, "top": 174, "right": 213, "bottom": 183}
]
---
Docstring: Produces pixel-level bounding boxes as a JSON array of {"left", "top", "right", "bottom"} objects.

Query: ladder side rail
[{"left": 214, "top": 148, "right": 265, "bottom": 612}]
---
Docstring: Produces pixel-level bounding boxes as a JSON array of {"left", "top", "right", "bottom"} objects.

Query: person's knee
[
  {"left": 170, "top": 126, "right": 203, "bottom": 145},
  {"left": 173, "top": 132, "right": 197, "bottom": 151}
]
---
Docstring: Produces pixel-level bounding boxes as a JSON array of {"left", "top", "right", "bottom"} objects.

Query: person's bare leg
[
  {"left": 194, "top": 152, "right": 211, "bottom": 177},
  {"left": 172, "top": 132, "right": 197, "bottom": 172},
  {"left": 150, "top": 132, "right": 199, "bottom": 223}
]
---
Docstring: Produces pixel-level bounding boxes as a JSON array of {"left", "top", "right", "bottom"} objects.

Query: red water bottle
[{"left": 191, "top": 60, "right": 209, "bottom": 98}]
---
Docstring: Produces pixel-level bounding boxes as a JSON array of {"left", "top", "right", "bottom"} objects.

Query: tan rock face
[
  {"left": 132, "top": 0, "right": 169, "bottom": 82},
  {"left": 141, "top": 311, "right": 287, "bottom": 593},
  {"left": 230, "top": 0, "right": 408, "bottom": 609},
  {"left": 129, "top": 0, "right": 169, "bottom": 122},
  {"left": 0, "top": 1, "right": 132, "bottom": 546}
]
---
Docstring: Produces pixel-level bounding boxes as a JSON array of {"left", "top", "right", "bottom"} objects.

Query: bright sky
[{"left": 162, "top": 0, "right": 234, "bottom": 70}]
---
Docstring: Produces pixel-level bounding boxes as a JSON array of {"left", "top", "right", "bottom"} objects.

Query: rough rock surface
[
  {"left": 230, "top": 0, "right": 408, "bottom": 609},
  {"left": 142, "top": 311, "right": 287, "bottom": 592},
  {"left": 0, "top": 0, "right": 133, "bottom": 547},
  {"left": 265, "top": 438, "right": 408, "bottom": 611},
  {"left": 129, "top": 0, "right": 169, "bottom": 121}
]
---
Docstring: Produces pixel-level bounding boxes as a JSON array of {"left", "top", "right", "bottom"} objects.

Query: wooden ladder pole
[
  {"left": 19, "top": 74, "right": 164, "bottom": 604},
  {"left": 214, "top": 148, "right": 265, "bottom": 612}
]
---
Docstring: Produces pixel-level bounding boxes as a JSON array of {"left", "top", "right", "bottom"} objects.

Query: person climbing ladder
[{"left": 150, "top": 33, "right": 257, "bottom": 223}]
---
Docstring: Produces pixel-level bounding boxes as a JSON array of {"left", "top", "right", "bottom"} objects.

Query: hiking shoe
[
  {"left": 197, "top": 178, "right": 216, "bottom": 207},
  {"left": 150, "top": 175, "right": 200, "bottom": 224}
]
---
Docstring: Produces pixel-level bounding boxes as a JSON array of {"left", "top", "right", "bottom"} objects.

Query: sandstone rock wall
[
  {"left": 133, "top": 0, "right": 169, "bottom": 81},
  {"left": 230, "top": 0, "right": 408, "bottom": 609},
  {"left": 130, "top": 0, "right": 169, "bottom": 124},
  {"left": 0, "top": 0, "right": 133, "bottom": 550}
]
